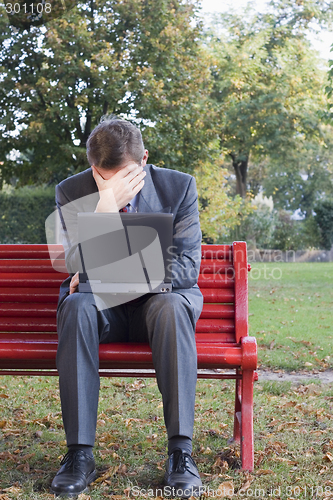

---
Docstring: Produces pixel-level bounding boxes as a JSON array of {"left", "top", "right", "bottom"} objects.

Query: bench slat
[
  {"left": 201, "top": 245, "right": 233, "bottom": 260},
  {"left": 0, "top": 273, "right": 68, "bottom": 287},
  {"left": 0, "top": 303, "right": 57, "bottom": 317},
  {"left": 0, "top": 261, "right": 67, "bottom": 273},
  {"left": 0, "top": 339, "right": 243, "bottom": 370},
  {"left": 0, "top": 317, "right": 235, "bottom": 334},
  {"left": 200, "top": 260, "right": 234, "bottom": 274},
  {"left": 0, "top": 303, "right": 235, "bottom": 320},
  {"left": 0, "top": 244, "right": 234, "bottom": 260},
  {"left": 0, "top": 259, "right": 234, "bottom": 276},
  {"left": 197, "top": 276, "right": 234, "bottom": 288},
  {"left": 0, "top": 273, "right": 234, "bottom": 289},
  {"left": 0, "top": 288, "right": 235, "bottom": 304},
  {"left": 0, "top": 244, "right": 61, "bottom": 259},
  {"left": 201, "top": 304, "right": 234, "bottom": 318},
  {"left": 202, "top": 289, "right": 235, "bottom": 302},
  {"left": 0, "top": 288, "right": 60, "bottom": 302}
]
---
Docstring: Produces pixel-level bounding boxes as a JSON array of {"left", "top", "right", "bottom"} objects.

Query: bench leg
[
  {"left": 232, "top": 369, "right": 241, "bottom": 444},
  {"left": 240, "top": 369, "right": 254, "bottom": 471}
]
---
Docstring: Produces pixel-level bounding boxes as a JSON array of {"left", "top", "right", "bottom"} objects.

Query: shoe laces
[
  {"left": 174, "top": 450, "right": 198, "bottom": 477},
  {"left": 60, "top": 450, "right": 87, "bottom": 469}
]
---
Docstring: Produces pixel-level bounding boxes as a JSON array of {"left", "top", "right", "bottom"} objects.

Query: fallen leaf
[
  {"left": 276, "top": 422, "right": 299, "bottom": 432},
  {"left": 117, "top": 463, "right": 128, "bottom": 474},
  {"left": 216, "top": 481, "right": 234, "bottom": 498},
  {"left": 256, "top": 469, "right": 275, "bottom": 475},
  {"left": 213, "top": 456, "right": 229, "bottom": 473},
  {"left": 323, "top": 452, "right": 333, "bottom": 462},
  {"left": 274, "top": 457, "right": 298, "bottom": 465},
  {"left": 278, "top": 401, "right": 297, "bottom": 408},
  {"left": 16, "top": 463, "right": 30, "bottom": 472},
  {"left": 92, "top": 466, "right": 117, "bottom": 484},
  {"left": 3, "top": 486, "right": 22, "bottom": 493},
  {"left": 239, "top": 476, "right": 254, "bottom": 493}
]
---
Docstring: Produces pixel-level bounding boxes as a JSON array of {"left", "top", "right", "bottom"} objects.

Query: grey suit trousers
[{"left": 56, "top": 291, "right": 199, "bottom": 447}]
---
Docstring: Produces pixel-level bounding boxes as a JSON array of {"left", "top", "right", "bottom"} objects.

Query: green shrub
[
  {"left": 0, "top": 186, "right": 55, "bottom": 244},
  {"left": 229, "top": 204, "right": 277, "bottom": 248},
  {"left": 314, "top": 199, "right": 333, "bottom": 250},
  {"left": 230, "top": 205, "right": 322, "bottom": 250}
]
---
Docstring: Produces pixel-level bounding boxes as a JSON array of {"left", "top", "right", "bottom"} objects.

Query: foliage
[
  {"left": 0, "top": 0, "right": 217, "bottom": 187},
  {"left": 231, "top": 203, "right": 277, "bottom": 249},
  {"left": 325, "top": 39, "right": 333, "bottom": 120},
  {"left": 263, "top": 124, "right": 333, "bottom": 217},
  {"left": 297, "top": 214, "right": 322, "bottom": 249},
  {"left": 314, "top": 198, "right": 333, "bottom": 250},
  {"left": 269, "top": 210, "right": 301, "bottom": 251},
  {"left": 206, "top": 0, "right": 332, "bottom": 198},
  {"left": 194, "top": 152, "right": 250, "bottom": 243},
  {"left": 231, "top": 203, "right": 323, "bottom": 250},
  {"left": 0, "top": 185, "right": 55, "bottom": 243}
]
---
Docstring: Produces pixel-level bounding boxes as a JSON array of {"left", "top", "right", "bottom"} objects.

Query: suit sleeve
[
  {"left": 171, "top": 176, "right": 202, "bottom": 289},
  {"left": 56, "top": 183, "right": 84, "bottom": 275}
]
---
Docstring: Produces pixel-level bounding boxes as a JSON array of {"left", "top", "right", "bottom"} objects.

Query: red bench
[{"left": 0, "top": 242, "right": 257, "bottom": 470}]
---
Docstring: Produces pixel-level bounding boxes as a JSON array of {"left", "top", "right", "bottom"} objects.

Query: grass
[
  {"left": 1, "top": 376, "right": 333, "bottom": 499},
  {"left": 0, "top": 262, "right": 332, "bottom": 498},
  {"left": 248, "top": 262, "right": 333, "bottom": 371}
]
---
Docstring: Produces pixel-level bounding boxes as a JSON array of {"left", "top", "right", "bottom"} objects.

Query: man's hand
[
  {"left": 92, "top": 163, "right": 146, "bottom": 212},
  {"left": 69, "top": 272, "right": 79, "bottom": 294}
]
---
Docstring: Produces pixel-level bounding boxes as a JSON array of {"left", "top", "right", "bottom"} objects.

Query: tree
[
  {"left": 193, "top": 148, "right": 251, "bottom": 243},
  {"left": 326, "top": 41, "right": 333, "bottom": 120},
  {"left": 206, "top": 0, "right": 333, "bottom": 198},
  {"left": 0, "top": 0, "right": 217, "bottom": 187},
  {"left": 262, "top": 124, "right": 333, "bottom": 217},
  {"left": 314, "top": 199, "right": 333, "bottom": 250}
]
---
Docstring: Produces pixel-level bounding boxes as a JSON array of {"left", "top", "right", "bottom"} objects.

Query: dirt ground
[{"left": 256, "top": 368, "right": 333, "bottom": 384}]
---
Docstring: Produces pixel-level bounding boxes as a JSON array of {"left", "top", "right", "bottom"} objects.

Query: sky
[{"left": 199, "top": 0, "right": 332, "bottom": 61}]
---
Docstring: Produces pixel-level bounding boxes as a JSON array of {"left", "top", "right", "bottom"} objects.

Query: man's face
[{"left": 93, "top": 149, "right": 149, "bottom": 180}]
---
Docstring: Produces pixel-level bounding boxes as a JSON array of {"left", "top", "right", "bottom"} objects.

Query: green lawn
[
  {"left": 249, "top": 262, "right": 333, "bottom": 371},
  {"left": 1, "top": 376, "right": 333, "bottom": 499}
]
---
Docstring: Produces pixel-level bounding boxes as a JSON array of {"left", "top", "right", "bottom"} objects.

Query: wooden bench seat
[{"left": 0, "top": 242, "right": 257, "bottom": 470}]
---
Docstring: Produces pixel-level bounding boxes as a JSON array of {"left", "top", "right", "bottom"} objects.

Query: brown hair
[{"left": 86, "top": 116, "right": 145, "bottom": 169}]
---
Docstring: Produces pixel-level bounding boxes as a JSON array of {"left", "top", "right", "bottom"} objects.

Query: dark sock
[
  {"left": 68, "top": 444, "right": 93, "bottom": 457},
  {"left": 168, "top": 436, "right": 192, "bottom": 456}
]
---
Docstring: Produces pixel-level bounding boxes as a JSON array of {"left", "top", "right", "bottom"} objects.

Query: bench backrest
[{"left": 0, "top": 242, "right": 248, "bottom": 344}]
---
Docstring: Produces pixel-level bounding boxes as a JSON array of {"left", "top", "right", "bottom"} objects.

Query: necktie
[{"left": 119, "top": 204, "right": 130, "bottom": 212}]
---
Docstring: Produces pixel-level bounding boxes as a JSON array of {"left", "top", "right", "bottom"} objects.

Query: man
[{"left": 51, "top": 116, "right": 203, "bottom": 498}]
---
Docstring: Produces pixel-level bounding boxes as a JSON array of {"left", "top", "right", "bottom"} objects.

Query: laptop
[{"left": 77, "top": 212, "right": 173, "bottom": 294}]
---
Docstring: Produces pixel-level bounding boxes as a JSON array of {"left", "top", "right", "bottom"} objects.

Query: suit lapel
[{"left": 137, "top": 165, "right": 171, "bottom": 213}]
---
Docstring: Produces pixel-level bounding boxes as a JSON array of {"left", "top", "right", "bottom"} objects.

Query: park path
[
  {"left": 109, "top": 368, "right": 333, "bottom": 384},
  {"left": 256, "top": 368, "right": 333, "bottom": 384}
]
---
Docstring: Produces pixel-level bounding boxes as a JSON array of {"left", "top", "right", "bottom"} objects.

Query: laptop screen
[{"left": 77, "top": 212, "right": 173, "bottom": 293}]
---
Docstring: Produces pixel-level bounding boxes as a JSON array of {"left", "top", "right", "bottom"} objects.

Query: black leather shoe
[
  {"left": 50, "top": 449, "right": 96, "bottom": 497},
  {"left": 164, "top": 448, "right": 203, "bottom": 498}
]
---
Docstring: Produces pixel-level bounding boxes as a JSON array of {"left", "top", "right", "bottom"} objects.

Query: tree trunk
[{"left": 231, "top": 154, "right": 249, "bottom": 198}]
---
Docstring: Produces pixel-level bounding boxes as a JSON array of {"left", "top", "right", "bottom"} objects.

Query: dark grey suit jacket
[{"left": 56, "top": 164, "right": 203, "bottom": 319}]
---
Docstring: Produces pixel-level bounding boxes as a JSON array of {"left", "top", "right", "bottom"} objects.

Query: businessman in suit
[{"left": 51, "top": 117, "right": 203, "bottom": 498}]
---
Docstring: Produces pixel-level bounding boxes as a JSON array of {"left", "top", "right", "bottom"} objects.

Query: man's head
[{"left": 86, "top": 116, "right": 147, "bottom": 171}]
